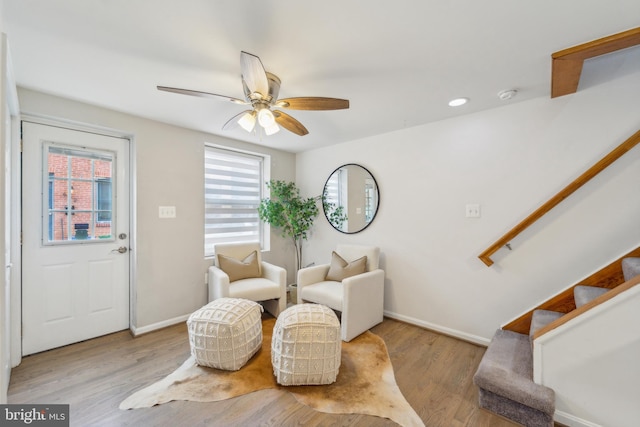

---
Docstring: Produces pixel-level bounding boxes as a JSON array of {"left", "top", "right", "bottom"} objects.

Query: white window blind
[
  {"left": 324, "top": 168, "right": 342, "bottom": 207},
  {"left": 204, "top": 146, "right": 264, "bottom": 257}
]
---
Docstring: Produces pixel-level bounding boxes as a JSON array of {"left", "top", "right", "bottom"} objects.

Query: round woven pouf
[
  {"left": 187, "top": 297, "right": 263, "bottom": 371},
  {"left": 271, "top": 303, "right": 341, "bottom": 386}
]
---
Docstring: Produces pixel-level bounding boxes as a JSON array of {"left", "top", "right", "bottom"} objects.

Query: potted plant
[
  {"left": 258, "top": 180, "right": 347, "bottom": 302},
  {"left": 258, "top": 180, "right": 320, "bottom": 274},
  {"left": 258, "top": 180, "right": 347, "bottom": 301}
]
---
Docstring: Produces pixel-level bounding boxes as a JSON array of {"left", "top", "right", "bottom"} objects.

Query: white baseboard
[
  {"left": 554, "top": 410, "right": 602, "bottom": 427},
  {"left": 383, "top": 310, "right": 491, "bottom": 346},
  {"left": 130, "top": 314, "right": 190, "bottom": 336},
  {"left": 131, "top": 311, "right": 491, "bottom": 346}
]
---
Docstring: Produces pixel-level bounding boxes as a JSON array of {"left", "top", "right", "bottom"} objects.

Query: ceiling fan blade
[
  {"left": 222, "top": 110, "right": 254, "bottom": 131},
  {"left": 157, "top": 86, "right": 247, "bottom": 104},
  {"left": 276, "top": 97, "right": 349, "bottom": 110},
  {"left": 240, "top": 51, "right": 269, "bottom": 98},
  {"left": 273, "top": 110, "right": 309, "bottom": 136}
]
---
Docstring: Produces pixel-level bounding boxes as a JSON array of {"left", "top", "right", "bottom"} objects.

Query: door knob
[{"left": 111, "top": 246, "right": 128, "bottom": 254}]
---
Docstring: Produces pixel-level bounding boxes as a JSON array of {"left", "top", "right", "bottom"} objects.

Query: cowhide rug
[{"left": 120, "top": 318, "right": 424, "bottom": 427}]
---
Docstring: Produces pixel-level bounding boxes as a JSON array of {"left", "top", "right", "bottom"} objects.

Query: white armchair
[
  {"left": 297, "top": 244, "right": 384, "bottom": 342},
  {"left": 208, "top": 242, "right": 287, "bottom": 317}
]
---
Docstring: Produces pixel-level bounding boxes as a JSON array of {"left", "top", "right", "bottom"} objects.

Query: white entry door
[{"left": 22, "top": 121, "right": 129, "bottom": 355}]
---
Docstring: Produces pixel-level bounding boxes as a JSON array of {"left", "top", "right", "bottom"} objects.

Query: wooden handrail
[
  {"left": 551, "top": 27, "right": 640, "bottom": 98},
  {"left": 479, "top": 129, "right": 640, "bottom": 266}
]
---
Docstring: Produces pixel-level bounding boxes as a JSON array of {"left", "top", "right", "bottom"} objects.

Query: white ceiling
[{"left": 3, "top": 1, "right": 640, "bottom": 153}]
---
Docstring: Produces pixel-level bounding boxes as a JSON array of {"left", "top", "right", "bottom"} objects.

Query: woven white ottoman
[
  {"left": 271, "top": 303, "right": 341, "bottom": 386},
  {"left": 187, "top": 298, "right": 263, "bottom": 371}
]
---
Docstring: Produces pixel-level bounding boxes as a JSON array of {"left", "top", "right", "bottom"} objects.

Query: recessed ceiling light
[{"left": 448, "top": 97, "right": 469, "bottom": 107}]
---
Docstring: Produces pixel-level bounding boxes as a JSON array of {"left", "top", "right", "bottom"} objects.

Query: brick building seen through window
[{"left": 47, "top": 147, "right": 113, "bottom": 242}]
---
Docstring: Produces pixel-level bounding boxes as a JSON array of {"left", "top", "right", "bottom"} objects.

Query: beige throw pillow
[
  {"left": 325, "top": 251, "right": 367, "bottom": 281},
  {"left": 217, "top": 251, "right": 260, "bottom": 282}
]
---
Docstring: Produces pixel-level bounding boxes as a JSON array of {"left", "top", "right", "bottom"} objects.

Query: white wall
[
  {"left": 17, "top": 88, "right": 296, "bottom": 330},
  {"left": 0, "top": 32, "right": 9, "bottom": 404},
  {"left": 0, "top": 0, "right": 7, "bottom": 404},
  {"left": 296, "top": 60, "right": 640, "bottom": 343},
  {"left": 534, "top": 284, "right": 640, "bottom": 427}
]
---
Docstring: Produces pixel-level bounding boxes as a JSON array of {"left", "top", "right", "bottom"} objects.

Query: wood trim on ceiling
[{"left": 551, "top": 27, "right": 640, "bottom": 98}]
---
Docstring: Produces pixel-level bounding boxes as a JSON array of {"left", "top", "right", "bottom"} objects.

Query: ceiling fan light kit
[
  {"left": 158, "top": 51, "right": 349, "bottom": 137},
  {"left": 257, "top": 107, "right": 276, "bottom": 127},
  {"left": 264, "top": 124, "right": 280, "bottom": 136},
  {"left": 238, "top": 111, "right": 256, "bottom": 132}
]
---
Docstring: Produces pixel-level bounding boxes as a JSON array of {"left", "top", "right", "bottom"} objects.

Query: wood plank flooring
[{"left": 8, "top": 317, "right": 521, "bottom": 426}]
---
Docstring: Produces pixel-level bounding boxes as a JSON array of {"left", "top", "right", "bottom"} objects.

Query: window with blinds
[
  {"left": 323, "top": 168, "right": 343, "bottom": 207},
  {"left": 323, "top": 167, "right": 348, "bottom": 232},
  {"left": 204, "top": 146, "right": 265, "bottom": 257}
]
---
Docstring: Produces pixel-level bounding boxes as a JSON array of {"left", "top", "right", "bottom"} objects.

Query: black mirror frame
[{"left": 322, "top": 163, "right": 380, "bottom": 234}]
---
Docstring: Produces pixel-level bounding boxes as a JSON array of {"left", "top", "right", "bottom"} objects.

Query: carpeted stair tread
[
  {"left": 474, "top": 255, "right": 639, "bottom": 426},
  {"left": 621, "top": 257, "right": 640, "bottom": 282},
  {"left": 473, "top": 329, "right": 555, "bottom": 427},
  {"left": 529, "top": 309, "right": 563, "bottom": 337},
  {"left": 574, "top": 285, "right": 609, "bottom": 308}
]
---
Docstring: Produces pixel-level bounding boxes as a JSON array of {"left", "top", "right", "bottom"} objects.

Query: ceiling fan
[{"left": 158, "top": 51, "right": 349, "bottom": 136}]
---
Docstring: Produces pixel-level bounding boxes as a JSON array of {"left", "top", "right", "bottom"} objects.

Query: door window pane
[
  {"left": 96, "top": 178, "right": 112, "bottom": 223},
  {"left": 44, "top": 144, "right": 115, "bottom": 243}
]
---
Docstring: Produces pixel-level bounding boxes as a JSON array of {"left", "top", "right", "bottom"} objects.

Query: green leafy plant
[
  {"left": 258, "top": 180, "right": 349, "bottom": 273},
  {"left": 258, "top": 180, "right": 320, "bottom": 273},
  {"left": 322, "top": 190, "right": 348, "bottom": 232}
]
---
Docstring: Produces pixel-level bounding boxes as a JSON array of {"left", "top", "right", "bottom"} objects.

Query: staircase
[{"left": 473, "top": 256, "right": 640, "bottom": 427}]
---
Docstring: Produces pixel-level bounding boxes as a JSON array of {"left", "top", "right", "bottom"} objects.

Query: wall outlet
[{"left": 465, "top": 204, "right": 481, "bottom": 218}]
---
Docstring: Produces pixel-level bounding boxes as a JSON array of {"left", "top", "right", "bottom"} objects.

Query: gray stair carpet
[
  {"left": 474, "top": 255, "right": 639, "bottom": 425},
  {"left": 622, "top": 257, "right": 640, "bottom": 281},
  {"left": 574, "top": 285, "right": 608, "bottom": 308},
  {"left": 473, "top": 329, "right": 555, "bottom": 427},
  {"left": 529, "top": 309, "right": 563, "bottom": 337}
]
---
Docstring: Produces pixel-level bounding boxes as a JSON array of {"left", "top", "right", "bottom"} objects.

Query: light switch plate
[{"left": 159, "top": 206, "right": 176, "bottom": 218}]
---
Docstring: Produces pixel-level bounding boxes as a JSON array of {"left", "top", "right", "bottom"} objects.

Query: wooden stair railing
[
  {"left": 503, "top": 246, "right": 640, "bottom": 335},
  {"left": 479, "top": 129, "right": 640, "bottom": 267},
  {"left": 552, "top": 27, "right": 640, "bottom": 98}
]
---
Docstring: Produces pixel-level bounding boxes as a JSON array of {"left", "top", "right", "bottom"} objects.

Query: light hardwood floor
[{"left": 8, "top": 317, "right": 521, "bottom": 426}]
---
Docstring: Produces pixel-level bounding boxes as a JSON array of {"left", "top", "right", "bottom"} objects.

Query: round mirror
[{"left": 322, "top": 163, "right": 380, "bottom": 234}]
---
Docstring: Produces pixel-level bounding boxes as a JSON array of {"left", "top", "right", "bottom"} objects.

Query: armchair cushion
[
  {"left": 227, "top": 277, "right": 282, "bottom": 302},
  {"left": 325, "top": 251, "right": 367, "bottom": 281},
  {"left": 299, "top": 280, "right": 344, "bottom": 311},
  {"left": 217, "top": 250, "right": 260, "bottom": 282}
]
